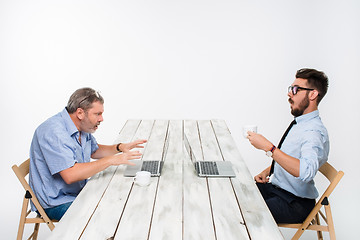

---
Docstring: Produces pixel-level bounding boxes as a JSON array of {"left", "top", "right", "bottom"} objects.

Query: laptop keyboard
[
  {"left": 197, "top": 161, "right": 219, "bottom": 175},
  {"left": 141, "top": 161, "right": 160, "bottom": 174}
]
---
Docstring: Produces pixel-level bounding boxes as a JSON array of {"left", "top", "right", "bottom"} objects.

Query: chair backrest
[
  {"left": 278, "top": 162, "right": 344, "bottom": 240},
  {"left": 318, "top": 162, "right": 344, "bottom": 202},
  {"left": 12, "top": 158, "right": 56, "bottom": 230},
  {"left": 319, "top": 162, "right": 340, "bottom": 182},
  {"left": 12, "top": 159, "right": 31, "bottom": 190}
]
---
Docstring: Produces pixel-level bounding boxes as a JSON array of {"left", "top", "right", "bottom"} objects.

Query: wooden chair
[
  {"left": 12, "top": 159, "right": 58, "bottom": 240},
  {"left": 278, "top": 162, "right": 344, "bottom": 240}
]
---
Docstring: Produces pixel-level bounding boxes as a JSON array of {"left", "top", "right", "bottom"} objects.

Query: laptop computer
[
  {"left": 184, "top": 135, "right": 236, "bottom": 178},
  {"left": 123, "top": 131, "right": 170, "bottom": 177}
]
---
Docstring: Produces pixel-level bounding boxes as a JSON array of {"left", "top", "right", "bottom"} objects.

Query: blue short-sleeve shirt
[{"left": 29, "top": 108, "right": 99, "bottom": 210}]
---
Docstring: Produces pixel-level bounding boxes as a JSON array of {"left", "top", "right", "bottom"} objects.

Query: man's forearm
[
  {"left": 59, "top": 157, "right": 113, "bottom": 184},
  {"left": 272, "top": 148, "right": 300, "bottom": 177},
  {"left": 91, "top": 144, "right": 119, "bottom": 159},
  {"left": 263, "top": 166, "right": 271, "bottom": 176}
]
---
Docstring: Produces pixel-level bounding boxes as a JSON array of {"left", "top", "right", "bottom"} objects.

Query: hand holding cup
[{"left": 243, "top": 125, "right": 258, "bottom": 138}]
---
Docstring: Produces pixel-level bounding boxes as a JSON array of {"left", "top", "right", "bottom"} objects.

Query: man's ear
[
  {"left": 76, "top": 108, "right": 85, "bottom": 120},
  {"left": 309, "top": 90, "right": 319, "bottom": 102}
]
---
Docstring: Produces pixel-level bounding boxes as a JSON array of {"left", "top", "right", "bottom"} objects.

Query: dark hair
[
  {"left": 296, "top": 68, "right": 328, "bottom": 104},
  {"left": 66, "top": 88, "right": 104, "bottom": 114}
]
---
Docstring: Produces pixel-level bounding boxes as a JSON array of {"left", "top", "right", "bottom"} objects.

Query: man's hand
[
  {"left": 254, "top": 167, "right": 271, "bottom": 183},
  {"left": 247, "top": 132, "right": 273, "bottom": 152},
  {"left": 119, "top": 139, "right": 147, "bottom": 153},
  {"left": 60, "top": 150, "right": 143, "bottom": 184},
  {"left": 111, "top": 151, "right": 142, "bottom": 166}
]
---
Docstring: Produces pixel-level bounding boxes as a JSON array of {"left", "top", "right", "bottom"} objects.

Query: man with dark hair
[
  {"left": 246, "top": 68, "right": 329, "bottom": 223},
  {"left": 29, "top": 88, "right": 146, "bottom": 220}
]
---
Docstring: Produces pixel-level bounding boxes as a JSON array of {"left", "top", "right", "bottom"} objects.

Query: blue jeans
[{"left": 44, "top": 201, "right": 73, "bottom": 221}]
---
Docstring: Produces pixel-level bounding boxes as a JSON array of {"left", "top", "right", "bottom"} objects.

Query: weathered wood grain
[
  {"left": 211, "top": 119, "right": 284, "bottom": 240},
  {"left": 50, "top": 119, "right": 284, "bottom": 240},
  {"left": 198, "top": 120, "right": 249, "bottom": 240},
  {"left": 113, "top": 120, "right": 169, "bottom": 240},
  {"left": 80, "top": 120, "right": 154, "bottom": 239},
  {"left": 183, "top": 120, "right": 216, "bottom": 240},
  {"left": 148, "top": 120, "right": 183, "bottom": 240}
]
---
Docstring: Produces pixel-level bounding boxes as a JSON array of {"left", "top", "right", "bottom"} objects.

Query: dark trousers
[{"left": 256, "top": 183, "right": 315, "bottom": 224}]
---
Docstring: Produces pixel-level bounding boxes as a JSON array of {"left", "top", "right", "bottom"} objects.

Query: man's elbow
[
  {"left": 298, "top": 170, "right": 316, "bottom": 183},
  {"left": 63, "top": 177, "right": 77, "bottom": 185},
  {"left": 298, "top": 159, "right": 318, "bottom": 182},
  {"left": 60, "top": 168, "right": 78, "bottom": 185},
  {"left": 61, "top": 174, "right": 77, "bottom": 185}
]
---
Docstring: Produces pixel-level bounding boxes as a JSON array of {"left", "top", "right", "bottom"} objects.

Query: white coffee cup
[
  {"left": 133, "top": 171, "right": 151, "bottom": 187},
  {"left": 243, "top": 125, "right": 258, "bottom": 138}
]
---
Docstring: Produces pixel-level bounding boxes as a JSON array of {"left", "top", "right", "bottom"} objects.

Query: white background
[{"left": 1, "top": 0, "right": 359, "bottom": 239}]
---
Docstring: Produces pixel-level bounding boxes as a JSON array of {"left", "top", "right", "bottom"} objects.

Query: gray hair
[{"left": 66, "top": 88, "right": 104, "bottom": 114}]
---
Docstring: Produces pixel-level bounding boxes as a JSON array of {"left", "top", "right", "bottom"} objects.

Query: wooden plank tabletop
[{"left": 49, "top": 119, "right": 283, "bottom": 240}]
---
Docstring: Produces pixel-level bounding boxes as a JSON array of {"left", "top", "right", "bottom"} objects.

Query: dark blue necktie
[{"left": 269, "top": 119, "right": 297, "bottom": 176}]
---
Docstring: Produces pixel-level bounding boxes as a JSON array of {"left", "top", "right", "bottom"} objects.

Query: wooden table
[{"left": 49, "top": 120, "right": 284, "bottom": 240}]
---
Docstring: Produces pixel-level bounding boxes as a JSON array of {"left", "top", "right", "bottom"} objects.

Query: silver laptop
[
  {"left": 184, "top": 135, "right": 236, "bottom": 178},
  {"left": 123, "top": 131, "right": 170, "bottom": 177}
]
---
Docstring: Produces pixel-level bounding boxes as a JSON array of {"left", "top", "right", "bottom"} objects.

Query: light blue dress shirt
[
  {"left": 271, "top": 110, "right": 329, "bottom": 199},
  {"left": 29, "top": 108, "right": 99, "bottom": 210}
]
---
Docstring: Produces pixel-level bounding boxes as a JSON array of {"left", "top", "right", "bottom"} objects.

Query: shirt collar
[
  {"left": 60, "top": 108, "right": 79, "bottom": 136},
  {"left": 294, "top": 110, "right": 319, "bottom": 124}
]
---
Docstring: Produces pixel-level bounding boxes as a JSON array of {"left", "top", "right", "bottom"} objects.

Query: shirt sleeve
[
  {"left": 38, "top": 129, "right": 77, "bottom": 175},
  {"left": 90, "top": 134, "right": 99, "bottom": 154},
  {"left": 298, "top": 129, "right": 328, "bottom": 182}
]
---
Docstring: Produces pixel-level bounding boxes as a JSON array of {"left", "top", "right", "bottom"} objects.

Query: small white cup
[
  {"left": 243, "top": 125, "right": 258, "bottom": 138},
  {"left": 134, "top": 171, "right": 151, "bottom": 187}
]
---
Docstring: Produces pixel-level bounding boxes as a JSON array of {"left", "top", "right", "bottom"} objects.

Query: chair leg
[
  {"left": 291, "top": 228, "right": 304, "bottom": 240},
  {"left": 291, "top": 216, "right": 314, "bottom": 240},
  {"left": 325, "top": 204, "right": 336, "bottom": 240},
  {"left": 17, "top": 197, "right": 29, "bottom": 240},
  {"left": 315, "top": 213, "right": 323, "bottom": 240},
  {"left": 32, "top": 223, "right": 40, "bottom": 240},
  {"left": 28, "top": 231, "right": 35, "bottom": 240}
]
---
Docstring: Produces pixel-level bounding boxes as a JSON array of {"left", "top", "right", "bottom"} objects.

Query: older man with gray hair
[{"left": 29, "top": 88, "right": 146, "bottom": 220}]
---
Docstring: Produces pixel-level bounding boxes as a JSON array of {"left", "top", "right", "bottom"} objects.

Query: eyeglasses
[
  {"left": 288, "top": 85, "right": 314, "bottom": 95},
  {"left": 79, "top": 91, "right": 101, "bottom": 106}
]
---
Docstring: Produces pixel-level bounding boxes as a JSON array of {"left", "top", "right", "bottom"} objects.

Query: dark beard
[{"left": 290, "top": 93, "right": 310, "bottom": 117}]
